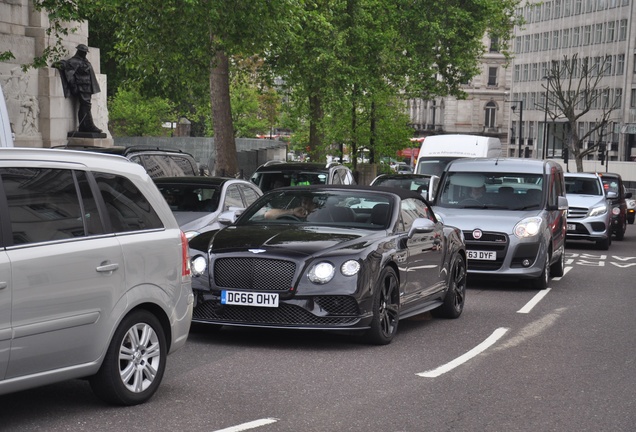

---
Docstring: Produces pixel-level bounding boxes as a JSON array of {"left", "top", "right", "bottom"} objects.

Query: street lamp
[
  {"left": 542, "top": 75, "right": 552, "bottom": 160},
  {"left": 510, "top": 100, "right": 524, "bottom": 157}
]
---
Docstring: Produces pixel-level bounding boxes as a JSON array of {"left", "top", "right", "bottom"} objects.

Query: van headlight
[
  {"left": 589, "top": 204, "right": 608, "bottom": 217},
  {"left": 514, "top": 217, "right": 542, "bottom": 238}
]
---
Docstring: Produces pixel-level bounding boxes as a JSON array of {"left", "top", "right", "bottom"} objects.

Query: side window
[
  {"left": 224, "top": 185, "right": 243, "bottom": 210},
  {"left": 239, "top": 185, "right": 261, "bottom": 207},
  {"left": 400, "top": 199, "right": 435, "bottom": 232},
  {"left": 93, "top": 173, "right": 163, "bottom": 232},
  {"left": 76, "top": 171, "right": 105, "bottom": 235},
  {"left": 0, "top": 168, "right": 91, "bottom": 245}
]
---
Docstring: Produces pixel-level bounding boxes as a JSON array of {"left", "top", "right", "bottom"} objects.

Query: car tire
[
  {"left": 614, "top": 218, "right": 626, "bottom": 241},
  {"left": 364, "top": 267, "right": 399, "bottom": 345},
  {"left": 432, "top": 253, "right": 466, "bottom": 319},
  {"left": 596, "top": 236, "right": 611, "bottom": 250},
  {"left": 90, "top": 310, "right": 167, "bottom": 406},
  {"left": 531, "top": 251, "right": 550, "bottom": 290},
  {"left": 550, "top": 248, "right": 565, "bottom": 277}
]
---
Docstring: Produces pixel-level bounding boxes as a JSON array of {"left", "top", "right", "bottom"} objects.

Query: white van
[
  {"left": 414, "top": 134, "right": 501, "bottom": 176},
  {"left": 0, "top": 85, "right": 14, "bottom": 147}
]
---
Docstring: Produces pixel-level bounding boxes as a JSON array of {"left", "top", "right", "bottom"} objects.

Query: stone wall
[{"left": 0, "top": 0, "right": 111, "bottom": 148}]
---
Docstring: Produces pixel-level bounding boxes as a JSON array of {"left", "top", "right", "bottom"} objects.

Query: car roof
[
  {"left": 446, "top": 157, "right": 555, "bottom": 173},
  {"left": 255, "top": 162, "right": 342, "bottom": 172},
  {"left": 0, "top": 147, "right": 139, "bottom": 170},
  {"left": 153, "top": 176, "right": 235, "bottom": 186},
  {"left": 374, "top": 173, "right": 432, "bottom": 180},
  {"left": 269, "top": 184, "right": 427, "bottom": 201},
  {"left": 565, "top": 172, "right": 600, "bottom": 179}
]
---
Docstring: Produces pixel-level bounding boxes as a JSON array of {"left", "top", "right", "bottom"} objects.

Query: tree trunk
[
  {"left": 308, "top": 93, "right": 324, "bottom": 162},
  {"left": 210, "top": 49, "right": 239, "bottom": 177}
]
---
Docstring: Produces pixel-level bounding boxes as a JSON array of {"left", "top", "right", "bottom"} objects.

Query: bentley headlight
[
  {"left": 341, "top": 260, "right": 361, "bottom": 276},
  {"left": 190, "top": 255, "right": 207, "bottom": 277},
  {"left": 514, "top": 217, "right": 542, "bottom": 238},
  {"left": 308, "top": 262, "right": 335, "bottom": 284},
  {"left": 589, "top": 204, "right": 608, "bottom": 217}
]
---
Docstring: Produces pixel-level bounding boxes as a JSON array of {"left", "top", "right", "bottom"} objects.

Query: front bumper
[{"left": 192, "top": 292, "right": 372, "bottom": 330}]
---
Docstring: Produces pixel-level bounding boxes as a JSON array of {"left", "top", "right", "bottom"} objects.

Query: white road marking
[
  {"left": 213, "top": 418, "right": 279, "bottom": 432},
  {"left": 416, "top": 327, "right": 509, "bottom": 378},
  {"left": 551, "top": 265, "right": 572, "bottom": 280},
  {"left": 517, "top": 288, "right": 552, "bottom": 314}
]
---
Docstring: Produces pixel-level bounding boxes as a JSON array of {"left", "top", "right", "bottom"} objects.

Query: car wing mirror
[
  {"left": 625, "top": 192, "right": 632, "bottom": 199},
  {"left": 557, "top": 196, "right": 568, "bottom": 211},
  {"left": 218, "top": 208, "right": 244, "bottom": 225},
  {"left": 606, "top": 191, "right": 618, "bottom": 199},
  {"left": 408, "top": 218, "right": 436, "bottom": 238}
]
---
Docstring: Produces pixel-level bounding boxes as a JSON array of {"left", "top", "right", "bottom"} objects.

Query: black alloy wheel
[
  {"left": 364, "top": 267, "right": 400, "bottom": 345},
  {"left": 433, "top": 253, "right": 467, "bottom": 319}
]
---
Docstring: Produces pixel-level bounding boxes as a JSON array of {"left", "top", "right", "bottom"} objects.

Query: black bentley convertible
[{"left": 188, "top": 185, "right": 466, "bottom": 344}]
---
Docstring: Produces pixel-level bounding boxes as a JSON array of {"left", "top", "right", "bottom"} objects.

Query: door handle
[{"left": 96, "top": 263, "right": 119, "bottom": 273}]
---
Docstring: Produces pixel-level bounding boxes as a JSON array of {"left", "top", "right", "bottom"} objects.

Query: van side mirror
[
  {"left": 606, "top": 191, "right": 618, "bottom": 199},
  {"left": 557, "top": 196, "right": 568, "bottom": 211},
  {"left": 626, "top": 192, "right": 632, "bottom": 199}
]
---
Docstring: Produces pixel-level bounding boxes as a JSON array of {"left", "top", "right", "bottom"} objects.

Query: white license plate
[
  {"left": 467, "top": 250, "right": 496, "bottom": 260},
  {"left": 221, "top": 290, "right": 279, "bottom": 307},
  {"left": 567, "top": 224, "right": 576, "bottom": 231}
]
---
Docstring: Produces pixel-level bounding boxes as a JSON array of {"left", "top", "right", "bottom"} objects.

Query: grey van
[
  {"left": 0, "top": 148, "right": 193, "bottom": 405},
  {"left": 432, "top": 158, "right": 568, "bottom": 289}
]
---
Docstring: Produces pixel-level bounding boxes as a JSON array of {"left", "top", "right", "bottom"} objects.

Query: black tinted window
[
  {"left": 93, "top": 173, "right": 163, "bottom": 232},
  {"left": 0, "top": 168, "right": 90, "bottom": 245}
]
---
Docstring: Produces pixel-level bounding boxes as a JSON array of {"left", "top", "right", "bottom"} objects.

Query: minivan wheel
[
  {"left": 550, "top": 249, "right": 565, "bottom": 278},
  {"left": 531, "top": 252, "right": 550, "bottom": 290},
  {"left": 90, "top": 310, "right": 167, "bottom": 406}
]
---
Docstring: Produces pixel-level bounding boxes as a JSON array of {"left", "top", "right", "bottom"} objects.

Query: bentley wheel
[
  {"left": 364, "top": 267, "right": 399, "bottom": 345},
  {"left": 90, "top": 310, "right": 167, "bottom": 405},
  {"left": 432, "top": 253, "right": 466, "bottom": 319}
]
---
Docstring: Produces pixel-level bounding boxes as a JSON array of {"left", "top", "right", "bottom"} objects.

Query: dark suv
[
  {"left": 56, "top": 145, "right": 199, "bottom": 178},
  {"left": 597, "top": 172, "right": 632, "bottom": 240},
  {"left": 250, "top": 161, "right": 356, "bottom": 193}
]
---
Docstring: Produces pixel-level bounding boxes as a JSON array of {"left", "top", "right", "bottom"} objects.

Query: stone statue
[{"left": 53, "top": 44, "right": 103, "bottom": 134}]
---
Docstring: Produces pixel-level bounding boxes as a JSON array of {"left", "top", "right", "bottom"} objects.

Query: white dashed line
[
  {"left": 416, "top": 327, "right": 509, "bottom": 378},
  {"left": 214, "top": 418, "right": 279, "bottom": 432},
  {"left": 517, "top": 287, "right": 552, "bottom": 314}
]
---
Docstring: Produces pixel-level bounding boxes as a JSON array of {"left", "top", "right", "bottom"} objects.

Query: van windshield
[
  {"left": 415, "top": 158, "right": 456, "bottom": 176},
  {"left": 436, "top": 172, "right": 543, "bottom": 210}
]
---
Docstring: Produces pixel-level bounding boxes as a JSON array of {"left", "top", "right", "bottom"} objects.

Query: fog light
[{"left": 522, "top": 259, "right": 531, "bottom": 267}]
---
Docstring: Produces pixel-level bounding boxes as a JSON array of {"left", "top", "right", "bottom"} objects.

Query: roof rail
[{"left": 263, "top": 160, "right": 286, "bottom": 166}]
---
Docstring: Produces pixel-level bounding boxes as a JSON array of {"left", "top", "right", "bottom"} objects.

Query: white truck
[{"left": 414, "top": 134, "right": 501, "bottom": 176}]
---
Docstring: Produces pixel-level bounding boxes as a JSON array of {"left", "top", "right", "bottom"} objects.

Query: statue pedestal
[
  {"left": 67, "top": 131, "right": 108, "bottom": 139},
  {"left": 66, "top": 133, "right": 114, "bottom": 148}
]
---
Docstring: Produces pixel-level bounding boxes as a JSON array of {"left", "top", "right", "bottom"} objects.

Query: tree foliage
[{"left": 108, "top": 88, "right": 174, "bottom": 137}]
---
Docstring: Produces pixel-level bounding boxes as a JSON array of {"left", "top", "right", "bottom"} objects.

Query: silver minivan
[
  {"left": 432, "top": 158, "right": 568, "bottom": 289},
  {"left": 0, "top": 148, "right": 193, "bottom": 405}
]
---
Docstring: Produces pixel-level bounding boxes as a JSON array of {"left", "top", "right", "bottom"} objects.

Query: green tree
[
  {"left": 90, "top": 0, "right": 296, "bottom": 177},
  {"left": 108, "top": 88, "right": 174, "bottom": 137}
]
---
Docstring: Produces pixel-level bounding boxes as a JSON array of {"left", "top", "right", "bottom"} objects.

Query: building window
[
  {"left": 630, "top": 89, "right": 636, "bottom": 108},
  {"left": 484, "top": 102, "right": 497, "bottom": 128},
  {"left": 490, "top": 35, "right": 500, "bottom": 52},
  {"left": 562, "top": 29, "right": 570, "bottom": 47},
  {"left": 614, "top": 88, "right": 622, "bottom": 109},
  {"left": 552, "top": 30, "right": 560, "bottom": 49},
  {"left": 583, "top": 25, "right": 591, "bottom": 45},
  {"left": 607, "top": 21, "right": 615, "bottom": 42},
  {"left": 533, "top": 34, "right": 540, "bottom": 51},
  {"left": 531, "top": 63, "right": 539, "bottom": 81},
  {"left": 488, "top": 67, "right": 498, "bottom": 86},
  {"left": 575, "top": 0, "right": 583, "bottom": 13},
  {"left": 514, "top": 65, "right": 520, "bottom": 82},
  {"left": 522, "top": 64, "right": 529, "bottom": 81},
  {"left": 555, "top": 0, "right": 562, "bottom": 16},
  {"left": 543, "top": 32, "right": 550, "bottom": 50},
  {"left": 524, "top": 35, "right": 531, "bottom": 52},
  {"left": 594, "top": 23, "right": 604, "bottom": 44},
  {"left": 572, "top": 27, "right": 580, "bottom": 46},
  {"left": 616, "top": 54, "right": 625, "bottom": 75},
  {"left": 619, "top": 19, "right": 627, "bottom": 40}
]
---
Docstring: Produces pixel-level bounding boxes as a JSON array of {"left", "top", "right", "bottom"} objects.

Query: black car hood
[{"left": 209, "top": 224, "right": 379, "bottom": 257}]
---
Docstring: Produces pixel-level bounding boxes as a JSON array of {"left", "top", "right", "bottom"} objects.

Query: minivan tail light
[{"left": 181, "top": 231, "right": 191, "bottom": 277}]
